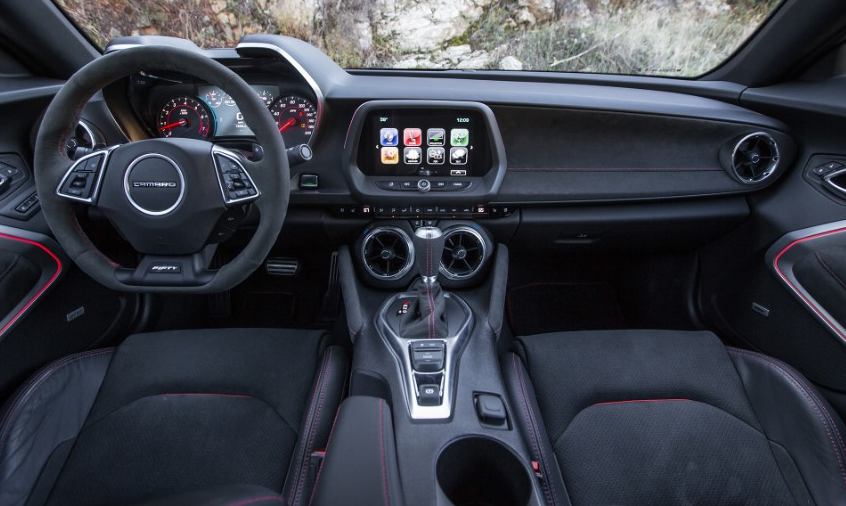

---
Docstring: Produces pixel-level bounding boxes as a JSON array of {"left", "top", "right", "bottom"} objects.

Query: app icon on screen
[
  {"left": 450, "top": 129, "right": 469, "bottom": 147},
  {"left": 427, "top": 128, "right": 445, "bottom": 146},
  {"left": 404, "top": 128, "right": 422, "bottom": 146},
  {"left": 404, "top": 147, "right": 422, "bottom": 164},
  {"left": 381, "top": 147, "right": 399, "bottom": 164},
  {"left": 450, "top": 147, "right": 468, "bottom": 165},
  {"left": 427, "top": 147, "right": 445, "bottom": 165},
  {"left": 380, "top": 128, "right": 398, "bottom": 146}
]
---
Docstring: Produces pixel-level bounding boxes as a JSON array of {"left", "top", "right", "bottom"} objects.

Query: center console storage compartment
[
  {"left": 310, "top": 396, "right": 404, "bottom": 506},
  {"left": 436, "top": 436, "right": 533, "bottom": 506}
]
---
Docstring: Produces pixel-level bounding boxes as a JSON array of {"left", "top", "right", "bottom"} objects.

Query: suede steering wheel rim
[{"left": 33, "top": 46, "right": 290, "bottom": 293}]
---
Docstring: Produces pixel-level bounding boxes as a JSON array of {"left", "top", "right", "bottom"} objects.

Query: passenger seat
[{"left": 503, "top": 329, "right": 846, "bottom": 506}]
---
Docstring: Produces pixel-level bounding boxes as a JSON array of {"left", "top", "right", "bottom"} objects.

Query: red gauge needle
[
  {"left": 160, "top": 119, "right": 188, "bottom": 131},
  {"left": 278, "top": 118, "right": 296, "bottom": 132}
]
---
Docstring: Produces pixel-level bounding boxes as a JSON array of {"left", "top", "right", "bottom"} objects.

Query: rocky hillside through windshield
[{"left": 57, "top": 0, "right": 780, "bottom": 76}]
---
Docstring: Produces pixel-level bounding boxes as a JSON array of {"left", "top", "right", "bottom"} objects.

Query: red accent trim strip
[
  {"left": 0, "top": 233, "right": 62, "bottom": 337},
  {"left": 225, "top": 496, "right": 284, "bottom": 506},
  {"left": 773, "top": 226, "right": 846, "bottom": 344},
  {"left": 593, "top": 398, "right": 691, "bottom": 407},
  {"left": 159, "top": 393, "right": 252, "bottom": 399}
]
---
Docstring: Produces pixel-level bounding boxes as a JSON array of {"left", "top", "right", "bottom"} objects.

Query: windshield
[{"left": 55, "top": 0, "right": 783, "bottom": 77}]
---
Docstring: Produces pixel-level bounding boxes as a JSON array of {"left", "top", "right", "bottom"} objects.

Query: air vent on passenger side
[
  {"left": 361, "top": 226, "right": 414, "bottom": 280},
  {"left": 440, "top": 226, "right": 487, "bottom": 280},
  {"left": 725, "top": 132, "right": 780, "bottom": 184}
]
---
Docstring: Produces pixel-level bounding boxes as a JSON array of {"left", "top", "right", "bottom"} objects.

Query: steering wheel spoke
[
  {"left": 114, "top": 247, "right": 218, "bottom": 287},
  {"left": 212, "top": 145, "right": 261, "bottom": 207},
  {"left": 56, "top": 145, "right": 119, "bottom": 205}
]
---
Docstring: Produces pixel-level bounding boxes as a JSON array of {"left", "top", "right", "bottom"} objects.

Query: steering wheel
[{"left": 33, "top": 46, "right": 289, "bottom": 293}]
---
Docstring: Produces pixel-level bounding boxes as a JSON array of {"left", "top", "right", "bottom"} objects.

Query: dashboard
[{"left": 88, "top": 35, "right": 796, "bottom": 249}]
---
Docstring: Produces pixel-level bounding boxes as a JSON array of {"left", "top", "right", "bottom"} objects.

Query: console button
[
  {"left": 300, "top": 174, "right": 319, "bottom": 189},
  {"left": 814, "top": 162, "right": 843, "bottom": 176},
  {"left": 418, "top": 384, "right": 441, "bottom": 406},
  {"left": 410, "top": 341, "right": 446, "bottom": 372},
  {"left": 475, "top": 393, "right": 507, "bottom": 426},
  {"left": 445, "top": 181, "right": 471, "bottom": 191},
  {"left": 417, "top": 179, "right": 431, "bottom": 192},
  {"left": 376, "top": 180, "right": 401, "bottom": 190},
  {"left": 401, "top": 181, "right": 415, "bottom": 190}
]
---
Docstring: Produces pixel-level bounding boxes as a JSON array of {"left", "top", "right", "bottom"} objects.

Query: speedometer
[
  {"left": 269, "top": 95, "right": 317, "bottom": 145},
  {"left": 157, "top": 96, "right": 214, "bottom": 139}
]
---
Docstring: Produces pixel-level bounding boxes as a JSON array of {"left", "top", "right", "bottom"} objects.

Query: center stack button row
[{"left": 376, "top": 180, "right": 471, "bottom": 192}]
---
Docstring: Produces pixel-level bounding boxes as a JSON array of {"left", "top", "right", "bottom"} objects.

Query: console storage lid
[{"left": 311, "top": 396, "right": 404, "bottom": 506}]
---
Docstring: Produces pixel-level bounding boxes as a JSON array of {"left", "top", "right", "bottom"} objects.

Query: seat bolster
[
  {"left": 728, "top": 347, "right": 846, "bottom": 506},
  {"left": 502, "top": 352, "right": 572, "bottom": 506},
  {"left": 282, "top": 345, "right": 349, "bottom": 506},
  {"left": 0, "top": 348, "right": 113, "bottom": 506}
]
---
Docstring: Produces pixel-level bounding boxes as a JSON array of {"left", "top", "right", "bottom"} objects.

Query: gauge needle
[
  {"left": 160, "top": 119, "right": 188, "bottom": 131},
  {"left": 278, "top": 118, "right": 296, "bottom": 132}
]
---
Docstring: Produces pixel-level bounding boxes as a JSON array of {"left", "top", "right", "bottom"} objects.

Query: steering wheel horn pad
[{"left": 97, "top": 138, "right": 229, "bottom": 256}]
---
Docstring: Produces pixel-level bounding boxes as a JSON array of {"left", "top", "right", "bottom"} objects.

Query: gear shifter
[
  {"left": 413, "top": 226, "right": 445, "bottom": 284},
  {"left": 399, "top": 227, "right": 448, "bottom": 338}
]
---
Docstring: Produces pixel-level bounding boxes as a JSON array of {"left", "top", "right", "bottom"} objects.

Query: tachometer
[
  {"left": 157, "top": 96, "right": 214, "bottom": 139},
  {"left": 269, "top": 95, "right": 317, "bottom": 145}
]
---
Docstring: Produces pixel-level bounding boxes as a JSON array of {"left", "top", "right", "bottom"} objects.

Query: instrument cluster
[{"left": 155, "top": 84, "right": 317, "bottom": 146}]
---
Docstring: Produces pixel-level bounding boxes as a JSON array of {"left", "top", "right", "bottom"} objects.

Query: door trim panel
[
  {"left": 0, "top": 225, "right": 65, "bottom": 341},
  {"left": 767, "top": 219, "right": 846, "bottom": 347}
]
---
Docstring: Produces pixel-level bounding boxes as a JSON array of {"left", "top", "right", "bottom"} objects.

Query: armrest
[{"left": 311, "top": 396, "right": 404, "bottom": 506}]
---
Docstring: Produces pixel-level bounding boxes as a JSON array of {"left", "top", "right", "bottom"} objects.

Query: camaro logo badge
[{"left": 132, "top": 182, "right": 178, "bottom": 188}]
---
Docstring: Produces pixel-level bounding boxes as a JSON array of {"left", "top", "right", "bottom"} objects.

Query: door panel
[{"left": 0, "top": 226, "right": 63, "bottom": 339}]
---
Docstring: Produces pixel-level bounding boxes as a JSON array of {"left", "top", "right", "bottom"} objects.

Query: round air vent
[
  {"left": 728, "top": 132, "right": 780, "bottom": 184},
  {"left": 361, "top": 226, "right": 414, "bottom": 280},
  {"left": 439, "top": 226, "right": 487, "bottom": 280}
]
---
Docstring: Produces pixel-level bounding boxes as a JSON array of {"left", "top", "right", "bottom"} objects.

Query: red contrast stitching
[
  {"left": 0, "top": 349, "right": 113, "bottom": 460},
  {"left": 159, "top": 393, "right": 252, "bottom": 399},
  {"left": 307, "top": 406, "right": 342, "bottom": 506},
  {"left": 426, "top": 233, "right": 434, "bottom": 339},
  {"left": 379, "top": 399, "right": 391, "bottom": 506},
  {"left": 593, "top": 399, "right": 690, "bottom": 407},
  {"left": 225, "top": 496, "right": 285, "bottom": 506},
  {"left": 729, "top": 348, "right": 846, "bottom": 490},
  {"left": 512, "top": 354, "right": 557, "bottom": 506},
  {"left": 291, "top": 348, "right": 333, "bottom": 506}
]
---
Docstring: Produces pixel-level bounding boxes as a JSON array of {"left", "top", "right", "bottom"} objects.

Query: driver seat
[{"left": 0, "top": 328, "right": 347, "bottom": 506}]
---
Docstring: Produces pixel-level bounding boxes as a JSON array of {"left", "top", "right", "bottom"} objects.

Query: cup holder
[{"left": 436, "top": 437, "right": 533, "bottom": 506}]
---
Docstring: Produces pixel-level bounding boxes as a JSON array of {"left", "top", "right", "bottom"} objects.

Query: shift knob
[{"left": 413, "top": 227, "right": 445, "bottom": 283}]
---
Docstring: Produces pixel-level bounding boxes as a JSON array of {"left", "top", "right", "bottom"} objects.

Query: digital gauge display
[{"left": 198, "top": 84, "right": 280, "bottom": 137}]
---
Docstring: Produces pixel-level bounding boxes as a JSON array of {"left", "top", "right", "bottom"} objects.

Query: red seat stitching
[
  {"left": 225, "top": 495, "right": 285, "bottom": 506},
  {"left": 512, "top": 353, "right": 557, "bottom": 506},
  {"left": 729, "top": 348, "right": 846, "bottom": 490},
  {"left": 380, "top": 399, "right": 391, "bottom": 506},
  {"left": 290, "top": 348, "right": 333, "bottom": 506}
]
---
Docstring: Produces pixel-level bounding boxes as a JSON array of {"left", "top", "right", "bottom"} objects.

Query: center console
[{"left": 307, "top": 100, "right": 542, "bottom": 506}]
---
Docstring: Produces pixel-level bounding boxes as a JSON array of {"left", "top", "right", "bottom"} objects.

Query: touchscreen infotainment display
[
  {"left": 358, "top": 109, "right": 491, "bottom": 177},
  {"left": 198, "top": 84, "right": 279, "bottom": 137}
]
